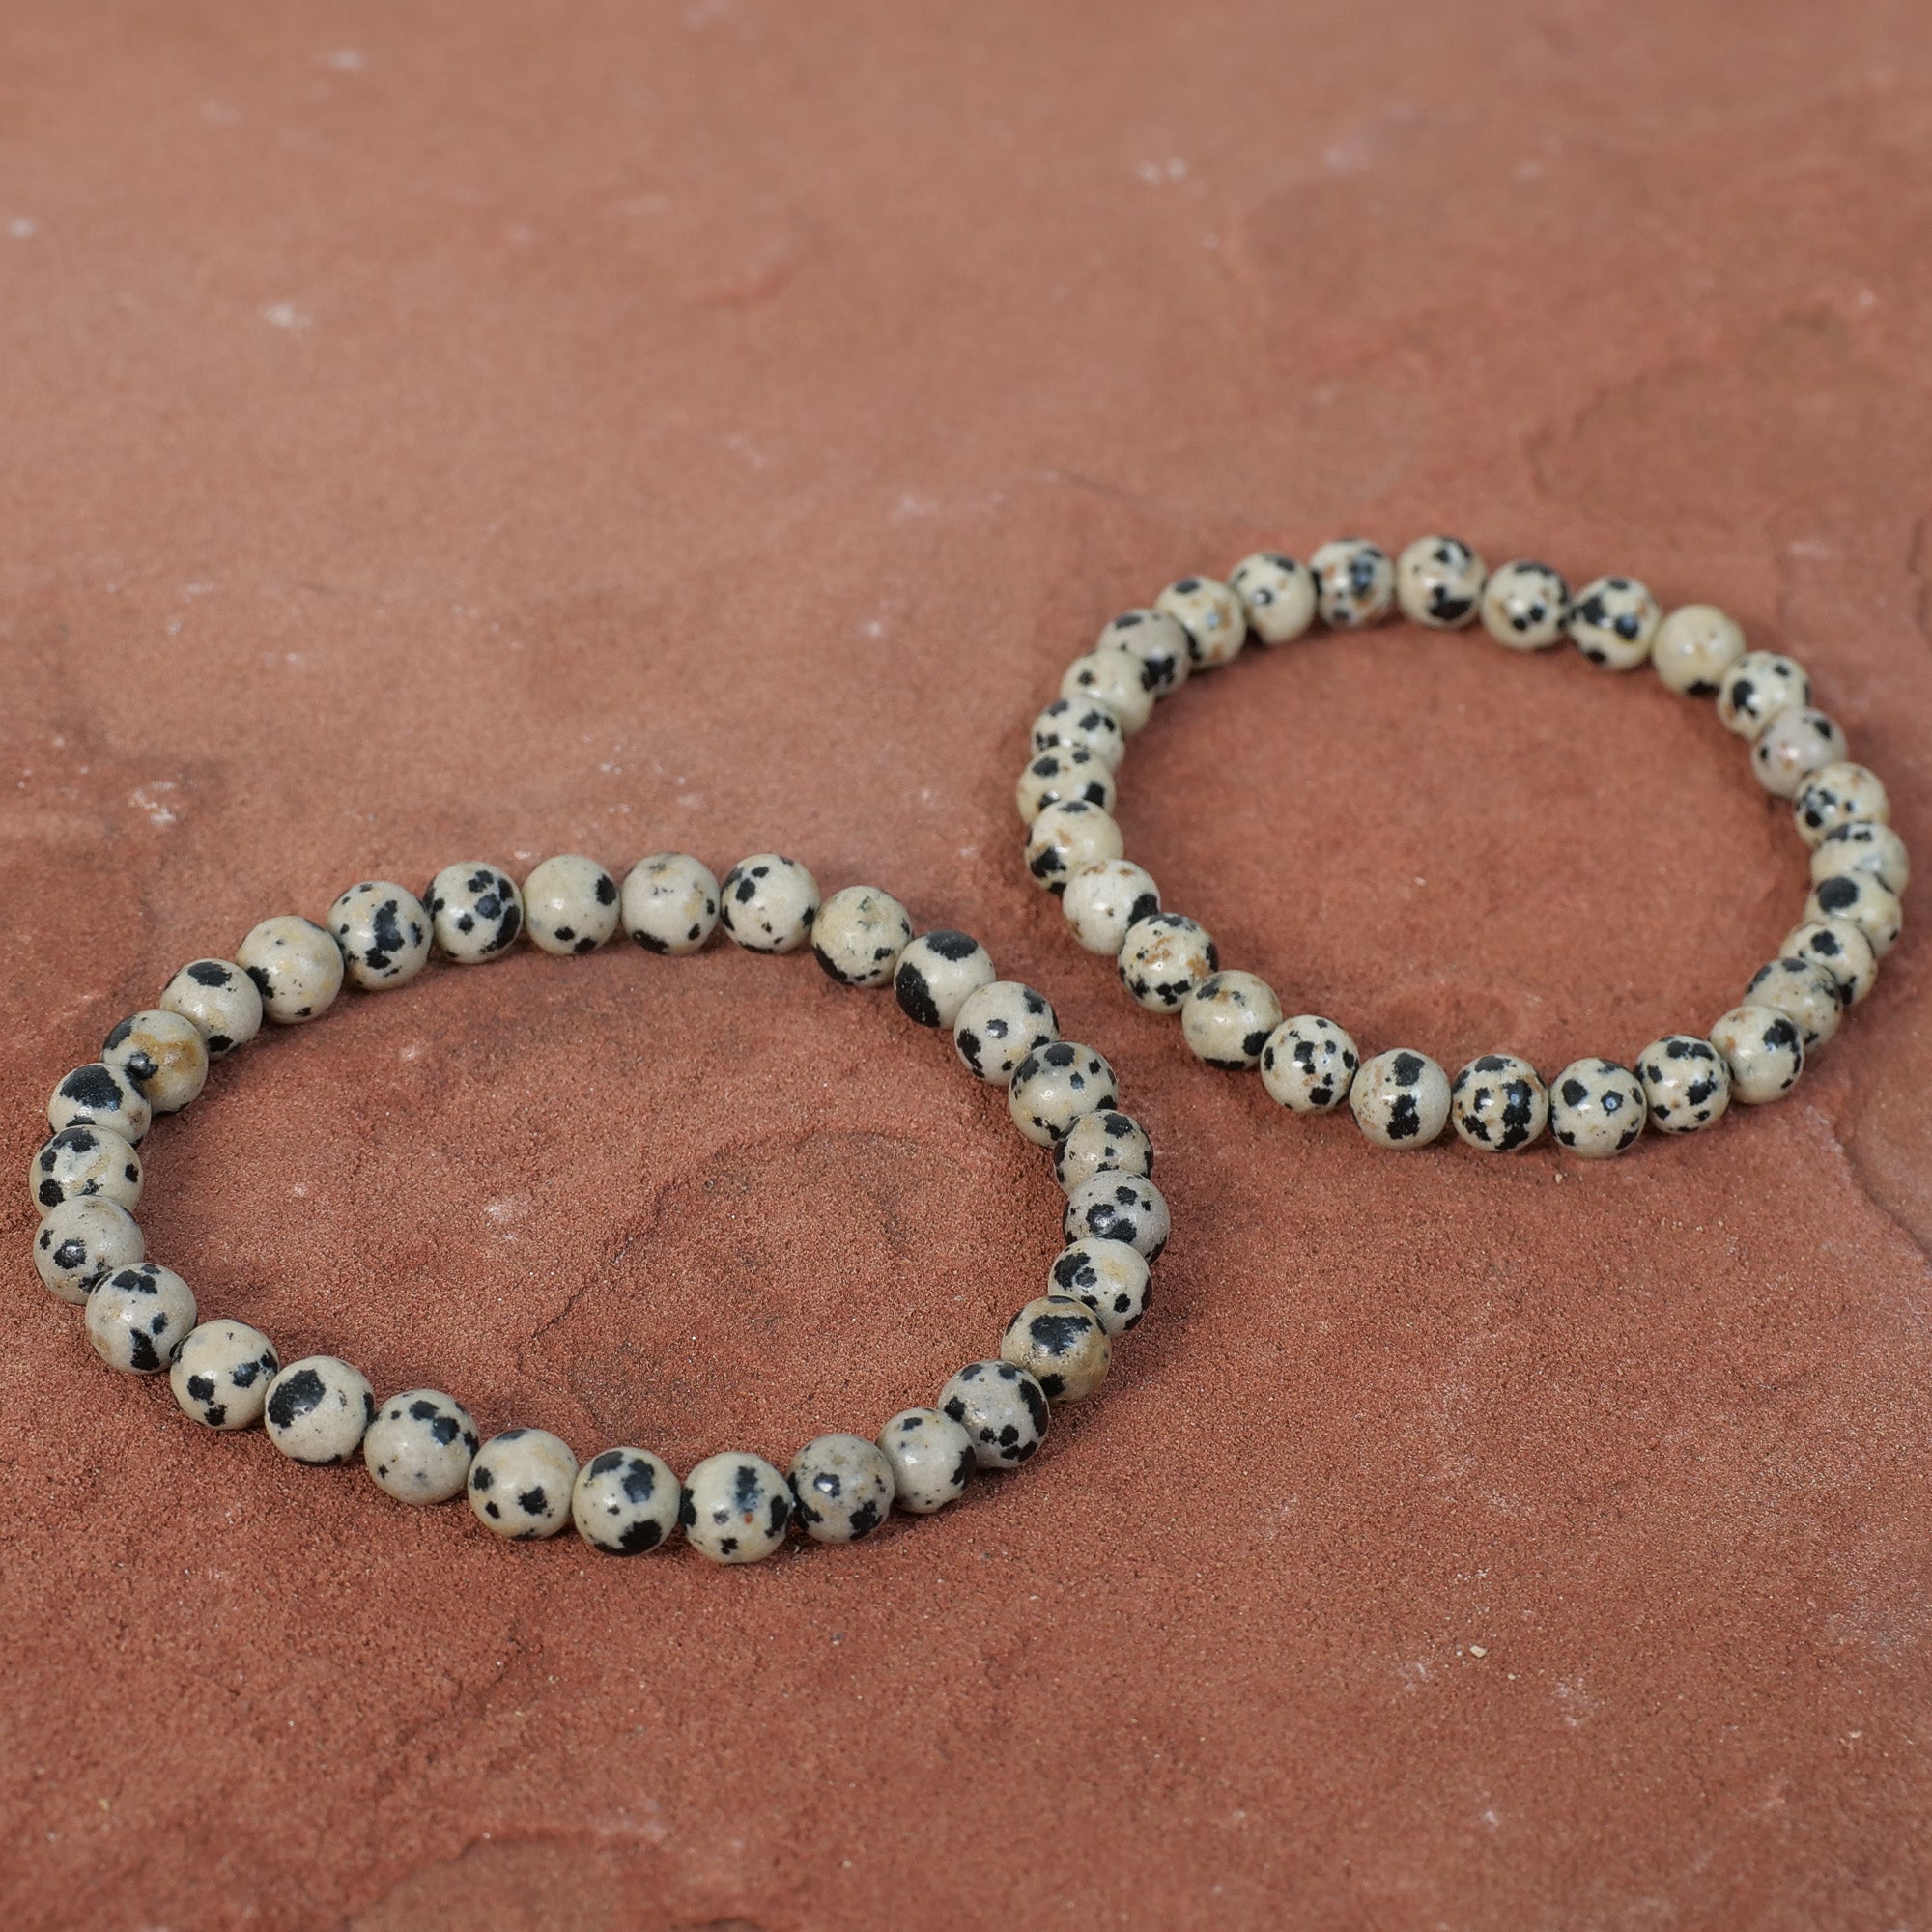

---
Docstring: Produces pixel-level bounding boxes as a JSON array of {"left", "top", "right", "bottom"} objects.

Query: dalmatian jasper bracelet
[
  {"left": 30, "top": 853, "right": 1169, "bottom": 1564},
  {"left": 1023, "top": 537, "right": 1905, "bottom": 1156}
]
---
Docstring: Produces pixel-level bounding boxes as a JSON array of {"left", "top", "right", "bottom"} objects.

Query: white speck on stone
[{"left": 131, "top": 781, "right": 179, "bottom": 828}]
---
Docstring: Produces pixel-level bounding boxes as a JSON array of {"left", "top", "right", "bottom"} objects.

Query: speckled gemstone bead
[
  {"left": 101, "top": 1009, "right": 208, "bottom": 1114},
  {"left": 1026, "top": 800, "right": 1125, "bottom": 893},
  {"left": 1567, "top": 575, "right": 1661, "bottom": 669},
  {"left": 1718, "top": 652, "right": 1810, "bottom": 737},
  {"left": 1794, "top": 764, "right": 1890, "bottom": 847},
  {"left": 468, "top": 1428, "right": 579, "bottom": 1539},
  {"left": 327, "top": 881, "right": 432, "bottom": 989},
  {"left": 1350, "top": 1049, "right": 1451, "bottom": 1149},
  {"left": 1804, "top": 870, "right": 1901, "bottom": 957},
  {"left": 86, "top": 1263, "right": 196, "bottom": 1374},
  {"left": 1548, "top": 1059, "right": 1646, "bottom": 1158},
  {"left": 719, "top": 853, "right": 819, "bottom": 953},
  {"left": 875, "top": 1408, "right": 975, "bottom": 1515},
  {"left": 266, "top": 1355, "right": 376, "bottom": 1464},
  {"left": 1008, "top": 1041, "right": 1119, "bottom": 1146},
  {"left": 427, "top": 863, "right": 525, "bottom": 963},
  {"left": 1810, "top": 822, "right": 1909, "bottom": 899},
  {"left": 1001, "top": 1297, "right": 1111, "bottom": 1403},
  {"left": 1155, "top": 575, "right": 1246, "bottom": 668},
  {"left": 1652, "top": 605, "right": 1746, "bottom": 696},
  {"left": 1709, "top": 1005, "right": 1804, "bottom": 1105},
  {"left": 33, "top": 1196, "right": 144, "bottom": 1303},
  {"left": 1096, "top": 609, "right": 1191, "bottom": 696},
  {"left": 1395, "top": 535, "right": 1486, "bottom": 629},
  {"left": 1260, "top": 1014, "right": 1359, "bottom": 1113},
  {"left": 236, "top": 915, "right": 344, "bottom": 1021},
  {"left": 954, "top": 980, "right": 1056, "bottom": 1085},
  {"left": 1745, "top": 957, "right": 1844, "bottom": 1047},
  {"left": 1779, "top": 918, "right": 1878, "bottom": 1007},
  {"left": 1063, "top": 1172, "right": 1170, "bottom": 1261},
  {"left": 159, "top": 958, "right": 263, "bottom": 1056},
  {"left": 1053, "top": 1110, "right": 1153, "bottom": 1195},
  {"left": 1118, "top": 912, "right": 1217, "bottom": 1013},
  {"left": 1636, "top": 1035, "right": 1731, "bottom": 1134},
  {"left": 1016, "top": 747, "right": 1116, "bottom": 824},
  {"left": 1481, "top": 560, "right": 1570, "bottom": 650},
  {"left": 30, "top": 1123, "right": 142, "bottom": 1212},
  {"left": 811, "top": 885, "right": 913, "bottom": 987},
  {"left": 1061, "top": 859, "right": 1159, "bottom": 952},
  {"left": 1047, "top": 1237, "right": 1151, "bottom": 1336},
  {"left": 1751, "top": 708, "right": 1847, "bottom": 798},
  {"left": 1229, "top": 552, "right": 1318, "bottom": 645},
  {"left": 1449, "top": 1053, "right": 1549, "bottom": 1152},
  {"left": 169, "top": 1320, "right": 278, "bottom": 1429},
  {"left": 1032, "top": 696, "right": 1127, "bottom": 770},
  {"left": 364, "top": 1389, "right": 480, "bottom": 1504},
  {"left": 522, "top": 854, "right": 620, "bottom": 955},
  {"left": 1180, "top": 971, "right": 1284, "bottom": 1071},
  {"left": 895, "top": 929, "right": 996, "bottom": 1028},
  {"left": 1311, "top": 538, "right": 1395, "bottom": 628},
  {"left": 679, "top": 1451, "right": 793, "bottom": 1562},
  {"left": 1061, "top": 649, "right": 1155, "bottom": 735},
  {"left": 940, "top": 1360, "right": 1050, "bottom": 1469},
  {"left": 571, "top": 1448, "right": 681, "bottom": 1555},
  {"left": 47, "top": 1063, "right": 150, "bottom": 1147},
  {"left": 787, "top": 1434, "right": 895, "bottom": 1543},
  {"left": 621, "top": 853, "right": 720, "bottom": 955}
]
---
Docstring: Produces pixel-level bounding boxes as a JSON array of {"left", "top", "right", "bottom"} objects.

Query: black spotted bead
[
  {"left": 169, "top": 1320, "right": 278, "bottom": 1430},
  {"left": 1745, "top": 958, "right": 1843, "bottom": 1049},
  {"left": 1260, "top": 1015, "right": 1359, "bottom": 1114},
  {"left": 1026, "top": 799, "right": 1124, "bottom": 895},
  {"left": 572, "top": 1448, "right": 681, "bottom": 1555},
  {"left": 364, "top": 1388, "right": 480, "bottom": 1504},
  {"left": 1015, "top": 748, "right": 1115, "bottom": 825},
  {"left": 787, "top": 1434, "right": 895, "bottom": 1544},
  {"left": 100, "top": 1009, "right": 208, "bottom": 1113},
  {"left": 1567, "top": 576, "right": 1660, "bottom": 669},
  {"left": 522, "top": 855, "right": 620, "bottom": 956},
  {"left": 328, "top": 881, "right": 432, "bottom": 989},
  {"left": 939, "top": 1360, "right": 1050, "bottom": 1469},
  {"left": 427, "top": 863, "right": 525, "bottom": 963},
  {"left": 1482, "top": 560, "right": 1570, "bottom": 651},
  {"left": 1777, "top": 920, "right": 1877, "bottom": 1008},
  {"left": 236, "top": 915, "right": 344, "bottom": 1022},
  {"left": 1032, "top": 696, "right": 1127, "bottom": 770},
  {"left": 895, "top": 929, "right": 995, "bottom": 1028},
  {"left": 1008, "top": 1041, "right": 1118, "bottom": 1147},
  {"left": 1118, "top": 912, "right": 1216, "bottom": 1013},
  {"left": 86, "top": 1263, "right": 196, "bottom": 1374},
  {"left": 1310, "top": 538, "right": 1395, "bottom": 628},
  {"left": 47, "top": 1062, "right": 151, "bottom": 1148},
  {"left": 812, "top": 885, "right": 914, "bottom": 988},
  {"left": 680, "top": 1451, "right": 792, "bottom": 1563},
  {"left": 1449, "top": 1053, "right": 1548, "bottom": 1152},
  {"left": 1000, "top": 1296, "right": 1111, "bottom": 1404},
  {"left": 159, "top": 957, "right": 264, "bottom": 1055},
  {"left": 876, "top": 1409, "right": 975, "bottom": 1515},
  {"left": 1395, "top": 535, "right": 1486, "bottom": 630},
  {"left": 1718, "top": 651, "right": 1809, "bottom": 736},
  {"left": 1636, "top": 1035, "right": 1731, "bottom": 1135},
  {"left": 1047, "top": 1237, "right": 1151, "bottom": 1337},
  {"left": 1350, "top": 1049, "right": 1450, "bottom": 1149},
  {"left": 468, "top": 1429, "right": 579, "bottom": 1539},
  {"left": 1053, "top": 1110, "right": 1152, "bottom": 1196},
  {"left": 1063, "top": 1173, "right": 1169, "bottom": 1261},
  {"left": 29, "top": 1123, "right": 142, "bottom": 1213},
  {"left": 1548, "top": 1059, "right": 1646, "bottom": 1159},
  {"left": 1154, "top": 575, "right": 1246, "bottom": 669},
  {"left": 953, "top": 980, "right": 1056, "bottom": 1085},
  {"left": 1230, "top": 552, "right": 1318, "bottom": 645},
  {"left": 1095, "top": 609, "right": 1191, "bottom": 696},
  {"left": 1652, "top": 604, "right": 1745, "bottom": 696},
  {"left": 620, "top": 853, "right": 720, "bottom": 955},
  {"left": 265, "top": 1354, "right": 376, "bottom": 1464},
  {"left": 1180, "top": 971, "right": 1282, "bottom": 1071},
  {"left": 1803, "top": 869, "right": 1901, "bottom": 958},
  {"left": 1709, "top": 1005, "right": 1804, "bottom": 1105},
  {"left": 33, "top": 1196, "right": 144, "bottom": 1304}
]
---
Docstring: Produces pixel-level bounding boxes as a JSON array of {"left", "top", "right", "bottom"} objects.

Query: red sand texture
[{"left": 3, "top": 2, "right": 1931, "bottom": 1927}]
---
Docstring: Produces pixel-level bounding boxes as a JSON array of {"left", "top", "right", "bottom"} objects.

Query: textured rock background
[{"left": 3, "top": 2, "right": 1930, "bottom": 1926}]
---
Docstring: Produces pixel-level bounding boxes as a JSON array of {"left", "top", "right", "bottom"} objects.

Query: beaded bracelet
[
  {"left": 30, "top": 853, "right": 1170, "bottom": 1563},
  {"left": 1020, "top": 537, "right": 1906, "bottom": 1156}
]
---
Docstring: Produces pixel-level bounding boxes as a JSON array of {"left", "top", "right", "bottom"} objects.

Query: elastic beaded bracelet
[
  {"left": 30, "top": 853, "right": 1168, "bottom": 1564},
  {"left": 1022, "top": 537, "right": 1906, "bottom": 1157}
]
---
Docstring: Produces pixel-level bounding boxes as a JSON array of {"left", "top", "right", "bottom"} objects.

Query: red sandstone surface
[{"left": 4, "top": 3, "right": 1931, "bottom": 1927}]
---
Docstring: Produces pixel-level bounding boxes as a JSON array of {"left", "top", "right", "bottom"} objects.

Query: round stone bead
[
  {"left": 364, "top": 1389, "right": 480, "bottom": 1505},
  {"left": 1794, "top": 764, "right": 1890, "bottom": 848},
  {"left": 572, "top": 1448, "right": 681, "bottom": 1555},
  {"left": 1229, "top": 552, "right": 1319, "bottom": 645},
  {"left": 895, "top": 929, "right": 996, "bottom": 1028},
  {"left": 1718, "top": 652, "right": 1810, "bottom": 737},
  {"left": 1062, "top": 859, "right": 1159, "bottom": 952},
  {"left": 679, "top": 1451, "right": 793, "bottom": 1563},
  {"left": 265, "top": 1355, "right": 376, "bottom": 1464},
  {"left": 1804, "top": 870, "right": 1901, "bottom": 957},
  {"left": 1780, "top": 919, "right": 1878, "bottom": 1007},
  {"left": 522, "top": 854, "right": 620, "bottom": 955},
  {"left": 1155, "top": 574, "right": 1246, "bottom": 669},
  {"left": 101, "top": 1009, "right": 208, "bottom": 1114},
  {"left": 1635, "top": 1035, "right": 1731, "bottom": 1134},
  {"left": 1026, "top": 800, "right": 1124, "bottom": 894},
  {"left": 1053, "top": 1110, "right": 1153, "bottom": 1196},
  {"left": 787, "top": 1433, "right": 895, "bottom": 1544},
  {"left": 875, "top": 1408, "right": 974, "bottom": 1515},
  {"left": 47, "top": 1063, "right": 150, "bottom": 1147},
  {"left": 1810, "top": 821, "right": 1909, "bottom": 899},
  {"left": 719, "top": 853, "right": 820, "bottom": 953},
  {"left": 1001, "top": 1296, "right": 1111, "bottom": 1404},
  {"left": 1260, "top": 1014, "right": 1360, "bottom": 1114},
  {"left": 1350, "top": 1049, "right": 1451, "bottom": 1149},
  {"left": 1310, "top": 538, "right": 1395, "bottom": 629},
  {"left": 327, "top": 881, "right": 432, "bottom": 990},
  {"left": 939, "top": 1360, "right": 1050, "bottom": 1469},
  {"left": 1745, "top": 957, "right": 1844, "bottom": 1048},
  {"left": 1710, "top": 1004, "right": 1804, "bottom": 1105},
  {"left": 1118, "top": 912, "right": 1218, "bottom": 1013},
  {"left": 1449, "top": 1053, "right": 1549, "bottom": 1152},
  {"left": 427, "top": 862, "right": 525, "bottom": 963},
  {"left": 954, "top": 980, "right": 1056, "bottom": 1085},
  {"left": 1008, "top": 1041, "right": 1119, "bottom": 1147},
  {"left": 1652, "top": 604, "right": 1746, "bottom": 696},
  {"left": 1395, "top": 535, "right": 1486, "bottom": 629},
  {"left": 1481, "top": 559, "right": 1570, "bottom": 650},
  {"left": 621, "top": 852, "right": 721, "bottom": 955},
  {"left": 1548, "top": 1059, "right": 1646, "bottom": 1159},
  {"left": 159, "top": 958, "right": 264, "bottom": 1056},
  {"left": 1567, "top": 575, "right": 1661, "bottom": 669},
  {"left": 236, "top": 916, "right": 344, "bottom": 1022},
  {"left": 1061, "top": 649, "right": 1154, "bottom": 735},
  {"left": 1015, "top": 748, "right": 1115, "bottom": 824},
  {"left": 811, "top": 885, "right": 913, "bottom": 988},
  {"left": 468, "top": 1429, "right": 579, "bottom": 1539},
  {"left": 169, "top": 1320, "right": 278, "bottom": 1430},
  {"left": 33, "top": 1196, "right": 144, "bottom": 1304},
  {"left": 1063, "top": 1173, "right": 1170, "bottom": 1261},
  {"left": 1751, "top": 707, "right": 1847, "bottom": 798},
  {"left": 1096, "top": 609, "right": 1191, "bottom": 696},
  {"left": 1047, "top": 1237, "right": 1151, "bottom": 1337},
  {"left": 86, "top": 1263, "right": 196, "bottom": 1374},
  {"left": 30, "top": 1123, "right": 142, "bottom": 1213},
  {"left": 1031, "top": 696, "right": 1127, "bottom": 771},
  {"left": 1180, "top": 971, "right": 1284, "bottom": 1071}
]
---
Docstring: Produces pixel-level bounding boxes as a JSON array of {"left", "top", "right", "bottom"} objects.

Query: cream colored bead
[
  {"left": 1117, "top": 912, "right": 1217, "bottom": 1013},
  {"left": 522, "top": 855, "right": 620, "bottom": 955},
  {"left": 939, "top": 1360, "right": 1049, "bottom": 1469},
  {"left": 1804, "top": 871, "right": 1902, "bottom": 956},
  {"left": 719, "top": 853, "right": 819, "bottom": 953},
  {"left": 572, "top": 1448, "right": 681, "bottom": 1554},
  {"left": 1709, "top": 1005, "right": 1804, "bottom": 1105},
  {"left": 1008, "top": 1041, "right": 1119, "bottom": 1147},
  {"left": 1635, "top": 1035, "right": 1730, "bottom": 1134},
  {"left": 266, "top": 1355, "right": 375, "bottom": 1464},
  {"left": 1026, "top": 800, "right": 1124, "bottom": 894},
  {"left": 1481, "top": 560, "right": 1570, "bottom": 650},
  {"left": 1260, "top": 1014, "right": 1359, "bottom": 1113},
  {"left": 1031, "top": 696, "right": 1127, "bottom": 771},
  {"left": 1778, "top": 919, "right": 1878, "bottom": 1008},
  {"left": 159, "top": 958, "right": 264, "bottom": 1056},
  {"left": 953, "top": 980, "right": 1056, "bottom": 1085},
  {"left": 787, "top": 1434, "right": 894, "bottom": 1543},
  {"left": 1793, "top": 763, "right": 1890, "bottom": 848},
  {"left": 1229, "top": 553, "right": 1319, "bottom": 644},
  {"left": 364, "top": 1389, "right": 480, "bottom": 1504},
  {"left": 810, "top": 885, "right": 913, "bottom": 987},
  {"left": 468, "top": 1429, "right": 580, "bottom": 1539},
  {"left": 1395, "top": 536, "right": 1486, "bottom": 629},
  {"left": 327, "top": 881, "right": 432, "bottom": 989},
  {"left": 1053, "top": 1110, "right": 1153, "bottom": 1196},
  {"left": 47, "top": 1063, "right": 150, "bottom": 1147},
  {"left": 1548, "top": 1059, "right": 1646, "bottom": 1158},
  {"left": 1310, "top": 539, "right": 1395, "bottom": 628},
  {"left": 1155, "top": 575, "right": 1246, "bottom": 669},
  {"left": 1180, "top": 971, "right": 1283, "bottom": 1070},
  {"left": 1063, "top": 1173, "right": 1170, "bottom": 1260},
  {"left": 30, "top": 1124, "right": 142, "bottom": 1214},
  {"left": 1717, "top": 652, "right": 1810, "bottom": 737},
  {"left": 101, "top": 1009, "right": 208, "bottom": 1114},
  {"left": 1001, "top": 1296, "right": 1111, "bottom": 1404},
  {"left": 428, "top": 863, "right": 525, "bottom": 963},
  {"left": 1810, "top": 822, "right": 1908, "bottom": 899},
  {"left": 620, "top": 852, "right": 720, "bottom": 954},
  {"left": 1567, "top": 576, "right": 1661, "bottom": 669},
  {"left": 876, "top": 1408, "right": 974, "bottom": 1515},
  {"left": 1015, "top": 748, "right": 1115, "bottom": 825},
  {"left": 1061, "top": 649, "right": 1154, "bottom": 734},
  {"left": 1046, "top": 1237, "right": 1151, "bottom": 1336},
  {"left": 680, "top": 1451, "right": 793, "bottom": 1561},
  {"left": 86, "top": 1263, "right": 195, "bottom": 1374},
  {"left": 34, "top": 1196, "right": 144, "bottom": 1304},
  {"left": 1752, "top": 708, "right": 1848, "bottom": 798},
  {"left": 1745, "top": 957, "right": 1843, "bottom": 1048},
  {"left": 169, "top": 1319, "right": 277, "bottom": 1429},
  {"left": 1448, "top": 1053, "right": 1548, "bottom": 1152},
  {"left": 237, "top": 915, "right": 345, "bottom": 1021},
  {"left": 895, "top": 929, "right": 995, "bottom": 1028},
  {"left": 1096, "top": 610, "right": 1190, "bottom": 696},
  {"left": 1350, "top": 1050, "right": 1451, "bottom": 1148},
  {"left": 1652, "top": 605, "right": 1746, "bottom": 696},
  {"left": 1061, "top": 859, "right": 1159, "bottom": 952}
]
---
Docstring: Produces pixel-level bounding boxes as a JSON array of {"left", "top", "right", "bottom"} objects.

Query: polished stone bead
[
  {"left": 33, "top": 1196, "right": 144, "bottom": 1304},
  {"left": 364, "top": 1388, "right": 480, "bottom": 1504},
  {"left": 169, "top": 1320, "right": 278, "bottom": 1429},
  {"left": 572, "top": 1448, "right": 681, "bottom": 1555},
  {"left": 1396, "top": 535, "right": 1486, "bottom": 629},
  {"left": 1008, "top": 1041, "right": 1119, "bottom": 1146},
  {"left": 1155, "top": 574, "right": 1246, "bottom": 669},
  {"left": 1310, "top": 538, "right": 1395, "bottom": 628},
  {"left": 1449, "top": 1053, "right": 1548, "bottom": 1152},
  {"left": 29, "top": 1123, "right": 142, "bottom": 1213},
  {"left": 679, "top": 1451, "right": 793, "bottom": 1562},
  {"left": 522, "top": 854, "right": 620, "bottom": 955},
  {"left": 620, "top": 853, "right": 720, "bottom": 954},
  {"left": 1032, "top": 696, "right": 1127, "bottom": 770},
  {"left": 719, "top": 853, "right": 820, "bottom": 953},
  {"left": 1350, "top": 1049, "right": 1451, "bottom": 1148},
  {"left": 1778, "top": 918, "right": 1878, "bottom": 1007},
  {"left": 1061, "top": 858, "right": 1159, "bottom": 952},
  {"left": 158, "top": 957, "right": 264, "bottom": 1056},
  {"left": 327, "top": 881, "right": 432, "bottom": 989},
  {"left": 468, "top": 1428, "right": 579, "bottom": 1539},
  {"left": 1548, "top": 1058, "right": 1647, "bottom": 1158},
  {"left": 1481, "top": 559, "right": 1569, "bottom": 650},
  {"left": 1260, "top": 1014, "right": 1359, "bottom": 1113},
  {"left": 895, "top": 929, "right": 996, "bottom": 1027},
  {"left": 1026, "top": 800, "right": 1125, "bottom": 894},
  {"left": 1636, "top": 1035, "right": 1731, "bottom": 1134},
  {"left": 1001, "top": 1296, "right": 1111, "bottom": 1403},
  {"left": 1793, "top": 763, "right": 1890, "bottom": 848},
  {"left": 86, "top": 1263, "right": 196, "bottom": 1374},
  {"left": 1709, "top": 1005, "right": 1804, "bottom": 1105},
  {"left": 237, "top": 915, "right": 345, "bottom": 1020},
  {"left": 1053, "top": 1110, "right": 1153, "bottom": 1196},
  {"left": 1095, "top": 610, "right": 1191, "bottom": 696},
  {"left": 1046, "top": 1237, "right": 1151, "bottom": 1336},
  {"left": 265, "top": 1354, "right": 376, "bottom": 1464},
  {"left": 1751, "top": 708, "right": 1847, "bottom": 798},
  {"left": 1567, "top": 575, "right": 1661, "bottom": 669},
  {"left": 101, "top": 1009, "right": 208, "bottom": 1114},
  {"left": 1016, "top": 747, "right": 1115, "bottom": 824},
  {"left": 1809, "top": 821, "right": 1909, "bottom": 899},
  {"left": 1230, "top": 552, "right": 1319, "bottom": 644},
  {"left": 1063, "top": 1172, "right": 1170, "bottom": 1260},
  {"left": 47, "top": 1063, "right": 151, "bottom": 1147},
  {"left": 1652, "top": 604, "right": 1745, "bottom": 696},
  {"left": 1117, "top": 911, "right": 1217, "bottom": 1012},
  {"left": 875, "top": 1408, "right": 975, "bottom": 1514},
  {"left": 1717, "top": 652, "right": 1810, "bottom": 737},
  {"left": 1060, "top": 648, "right": 1155, "bottom": 734},
  {"left": 427, "top": 863, "right": 525, "bottom": 963},
  {"left": 1745, "top": 956, "right": 1844, "bottom": 1048},
  {"left": 953, "top": 980, "right": 1056, "bottom": 1085},
  {"left": 787, "top": 1433, "right": 895, "bottom": 1543},
  {"left": 939, "top": 1360, "right": 1050, "bottom": 1469},
  {"left": 1180, "top": 970, "right": 1282, "bottom": 1070},
  {"left": 1804, "top": 870, "right": 1902, "bottom": 957},
  {"left": 811, "top": 885, "right": 913, "bottom": 987}
]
